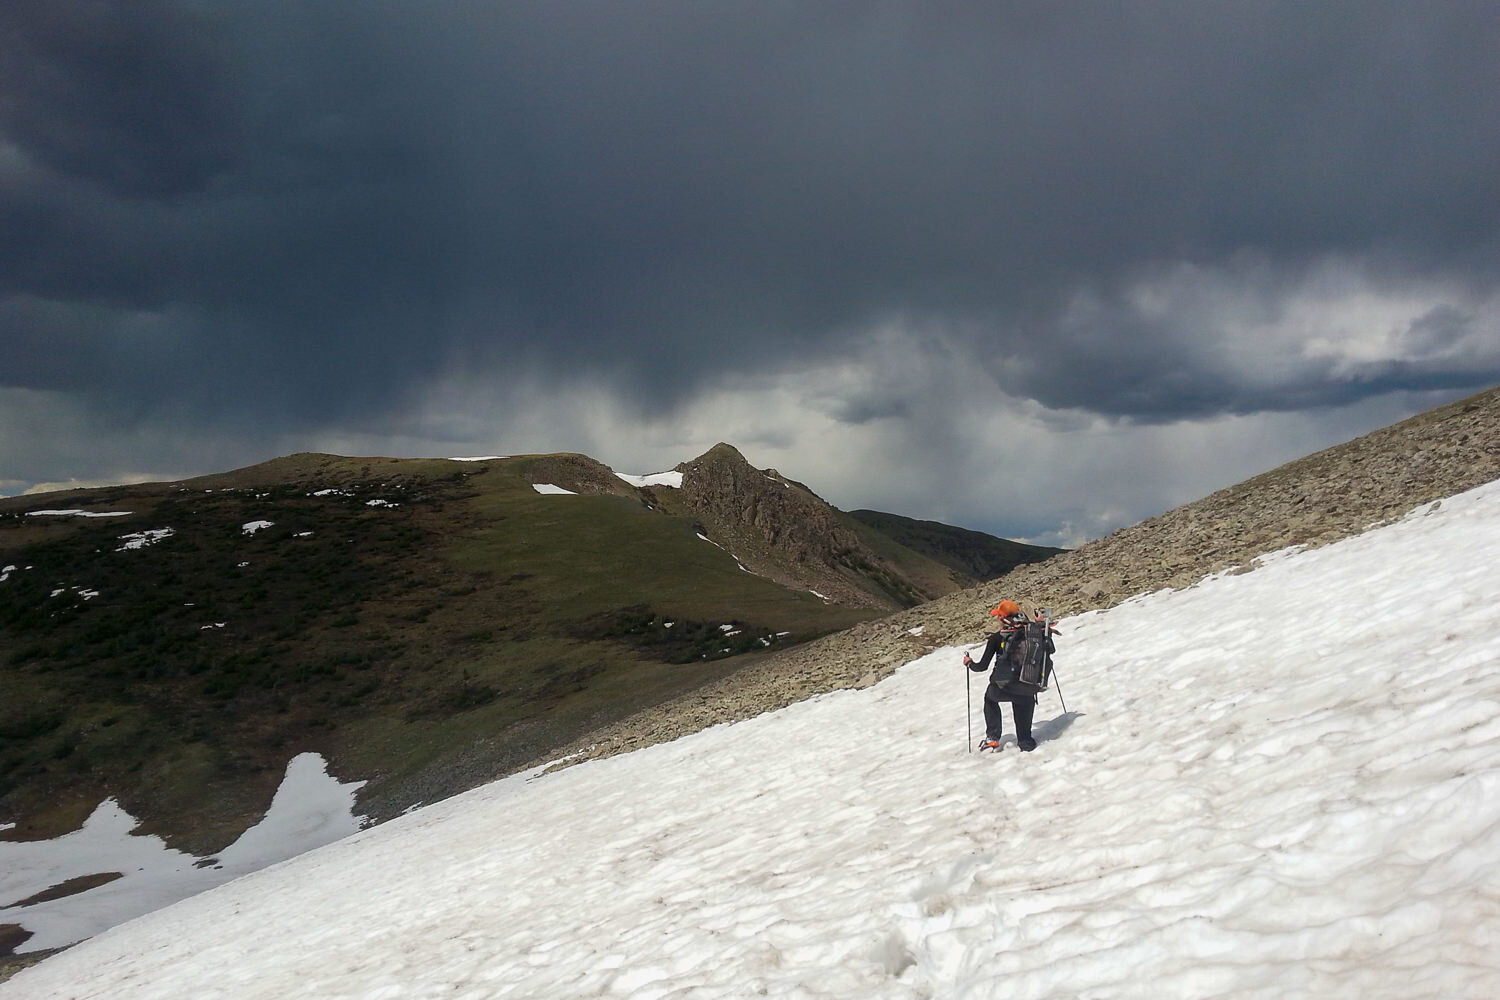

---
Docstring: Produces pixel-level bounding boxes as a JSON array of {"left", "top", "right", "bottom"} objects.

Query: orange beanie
[{"left": 989, "top": 600, "right": 1021, "bottom": 617}]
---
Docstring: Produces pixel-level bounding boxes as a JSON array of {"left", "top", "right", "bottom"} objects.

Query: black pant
[{"left": 984, "top": 681, "right": 1035, "bottom": 745}]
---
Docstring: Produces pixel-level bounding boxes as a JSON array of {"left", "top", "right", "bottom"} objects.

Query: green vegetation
[{"left": 0, "top": 457, "right": 875, "bottom": 852}]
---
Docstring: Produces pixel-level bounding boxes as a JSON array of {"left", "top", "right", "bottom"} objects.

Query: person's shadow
[{"left": 1034, "top": 710, "right": 1084, "bottom": 746}]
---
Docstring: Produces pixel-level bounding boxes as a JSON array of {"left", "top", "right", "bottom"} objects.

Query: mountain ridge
[
  {"left": 847, "top": 508, "right": 1066, "bottom": 583},
  {"left": 0, "top": 443, "right": 1052, "bottom": 860}
]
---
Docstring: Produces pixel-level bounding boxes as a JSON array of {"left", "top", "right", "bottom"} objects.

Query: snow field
[
  {"left": 0, "top": 754, "right": 367, "bottom": 955},
  {"left": 615, "top": 471, "right": 684, "bottom": 489},
  {"left": 6, "top": 483, "right": 1500, "bottom": 998}
]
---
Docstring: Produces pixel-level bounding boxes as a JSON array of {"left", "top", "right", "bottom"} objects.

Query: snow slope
[
  {"left": 1, "top": 754, "right": 366, "bottom": 954},
  {"left": 7, "top": 481, "right": 1500, "bottom": 999}
]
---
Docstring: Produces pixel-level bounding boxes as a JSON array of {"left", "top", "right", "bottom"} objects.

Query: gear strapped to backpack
[{"left": 1008, "top": 618, "right": 1054, "bottom": 691}]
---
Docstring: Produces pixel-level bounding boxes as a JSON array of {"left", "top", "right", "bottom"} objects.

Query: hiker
[{"left": 964, "top": 600, "right": 1053, "bottom": 752}]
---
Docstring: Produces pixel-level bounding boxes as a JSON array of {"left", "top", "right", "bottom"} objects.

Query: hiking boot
[
  {"left": 977, "top": 738, "right": 1000, "bottom": 751},
  {"left": 1017, "top": 737, "right": 1037, "bottom": 752}
]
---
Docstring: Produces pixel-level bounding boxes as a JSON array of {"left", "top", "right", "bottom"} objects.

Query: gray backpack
[{"left": 1010, "top": 619, "right": 1054, "bottom": 691}]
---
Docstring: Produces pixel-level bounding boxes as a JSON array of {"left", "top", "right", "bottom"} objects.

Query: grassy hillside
[{"left": 0, "top": 455, "right": 877, "bottom": 852}]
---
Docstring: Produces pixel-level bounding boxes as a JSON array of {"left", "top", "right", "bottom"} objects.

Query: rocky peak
[{"left": 672, "top": 444, "right": 893, "bottom": 607}]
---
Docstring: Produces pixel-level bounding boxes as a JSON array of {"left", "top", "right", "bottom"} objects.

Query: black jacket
[{"left": 967, "top": 616, "right": 1054, "bottom": 688}]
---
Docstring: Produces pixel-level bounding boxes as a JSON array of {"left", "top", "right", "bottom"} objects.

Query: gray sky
[{"left": 3, "top": 1, "right": 1497, "bottom": 545}]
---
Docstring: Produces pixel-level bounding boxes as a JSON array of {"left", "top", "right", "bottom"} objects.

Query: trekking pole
[
  {"left": 965, "top": 657, "right": 973, "bottom": 752},
  {"left": 1037, "top": 607, "right": 1068, "bottom": 714}
]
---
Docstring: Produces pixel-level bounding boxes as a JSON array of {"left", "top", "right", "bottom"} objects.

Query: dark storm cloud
[
  {"left": 2, "top": 0, "right": 1497, "bottom": 432},
  {"left": 0, "top": 0, "right": 236, "bottom": 199}
]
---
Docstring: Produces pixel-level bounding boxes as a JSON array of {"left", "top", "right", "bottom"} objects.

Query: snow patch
[
  {"left": 695, "top": 532, "right": 752, "bottom": 572},
  {"left": 24, "top": 509, "right": 132, "bottom": 518},
  {"left": 615, "top": 470, "right": 684, "bottom": 488},
  {"left": 116, "top": 528, "right": 174, "bottom": 551},
  {"left": 241, "top": 520, "right": 274, "bottom": 535},
  {"left": 532, "top": 483, "right": 576, "bottom": 495},
  {"left": 51, "top": 586, "right": 98, "bottom": 600},
  {"left": 0, "top": 753, "right": 365, "bottom": 955}
]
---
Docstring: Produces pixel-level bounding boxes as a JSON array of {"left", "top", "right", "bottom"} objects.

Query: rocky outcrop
[
  {"left": 670, "top": 443, "right": 928, "bottom": 609},
  {"left": 542, "top": 384, "right": 1500, "bottom": 771}
]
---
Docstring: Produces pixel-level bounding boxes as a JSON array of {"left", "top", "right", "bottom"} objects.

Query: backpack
[{"left": 1008, "top": 619, "right": 1053, "bottom": 691}]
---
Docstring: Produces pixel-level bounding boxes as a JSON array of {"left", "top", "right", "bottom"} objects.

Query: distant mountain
[
  {"left": 0, "top": 445, "right": 1045, "bottom": 855},
  {"left": 846, "top": 509, "right": 1064, "bottom": 582}
]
